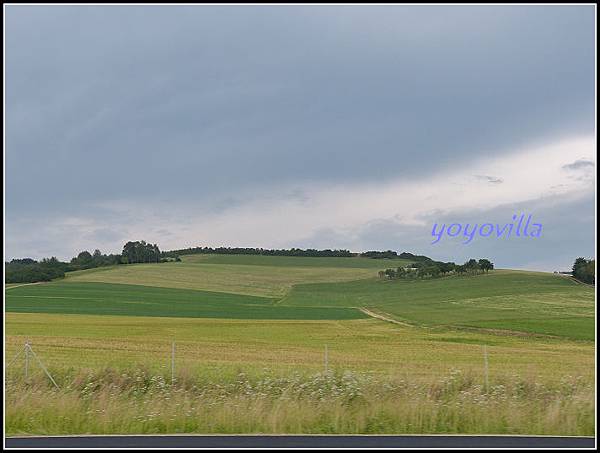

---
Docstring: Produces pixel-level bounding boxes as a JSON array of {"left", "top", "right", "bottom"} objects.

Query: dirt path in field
[
  {"left": 358, "top": 307, "right": 414, "bottom": 327},
  {"left": 5, "top": 282, "right": 45, "bottom": 290},
  {"left": 359, "top": 307, "right": 573, "bottom": 339}
]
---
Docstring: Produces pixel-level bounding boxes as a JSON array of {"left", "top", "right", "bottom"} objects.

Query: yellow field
[
  {"left": 64, "top": 262, "right": 375, "bottom": 298},
  {"left": 5, "top": 312, "right": 594, "bottom": 382}
]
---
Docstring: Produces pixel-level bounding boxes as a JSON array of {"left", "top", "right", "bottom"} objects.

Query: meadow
[
  {"left": 7, "top": 262, "right": 594, "bottom": 339},
  {"left": 62, "top": 258, "right": 380, "bottom": 298},
  {"left": 281, "top": 270, "right": 595, "bottom": 340},
  {"left": 5, "top": 313, "right": 594, "bottom": 380},
  {"left": 6, "top": 311, "right": 594, "bottom": 436},
  {"left": 4, "top": 254, "right": 596, "bottom": 435}
]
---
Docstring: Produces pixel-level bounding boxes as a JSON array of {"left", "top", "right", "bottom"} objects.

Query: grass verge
[{"left": 5, "top": 368, "right": 594, "bottom": 436}]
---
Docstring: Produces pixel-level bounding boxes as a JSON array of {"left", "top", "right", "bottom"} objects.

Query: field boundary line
[
  {"left": 358, "top": 307, "right": 415, "bottom": 328},
  {"left": 451, "top": 325, "right": 572, "bottom": 340},
  {"left": 5, "top": 282, "right": 45, "bottom": 290}
]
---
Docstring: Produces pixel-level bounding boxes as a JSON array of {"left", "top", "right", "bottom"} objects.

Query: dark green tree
[
  {"left": 478, "top": 259, "right": 494, "bottom": 273},
  {"left": 572, "top": 257, "right": 595, "bottom": 284},
  {"left": 464, "top": 259, "right": 480, "bottom": 274},
  {"left": 73, "top": 250, "right": 93, "bottom": 268}
]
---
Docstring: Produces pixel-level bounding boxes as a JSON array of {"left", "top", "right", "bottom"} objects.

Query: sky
[{"left": 4, "top": 5, "right": 596, "bottom": 271}]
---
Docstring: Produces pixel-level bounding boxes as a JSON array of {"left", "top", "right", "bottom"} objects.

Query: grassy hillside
[
  {"left": 5, "top": 282, "right": 365, "bottom": 320},
  {"left": 63, "top": 259, "right": 378, "bottom": 297},
  {"left": 282, "top": 270, "right": 595, "bottom": 340},
  {"left": 5, "top": 256, "right": 595, "bottom": 339}
]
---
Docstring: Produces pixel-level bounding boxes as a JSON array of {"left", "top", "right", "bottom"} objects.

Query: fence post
[
  {"left": 171, "top": 341, "right": 175, "bottom": 384},
  {"left": 483, "top": 345, "right": 489, "bottom": 391}
]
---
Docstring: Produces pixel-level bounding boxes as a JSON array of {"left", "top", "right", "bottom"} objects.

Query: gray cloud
[
  {"left": 303, "top": 192, "right": 595, "bottom": 272},
  {"left": 562, "top": 159, "right": 595, "bottom": 171},
  {"left": 83, "top": 228, "right": 125, "bottom": 244},
  {"left": 4, "top": 5, "right": 596, "bottom": 268}
]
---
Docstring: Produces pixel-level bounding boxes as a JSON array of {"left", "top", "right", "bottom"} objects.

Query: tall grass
[{"left": 5, "top": 367, "right": 594, "bottom": 436}]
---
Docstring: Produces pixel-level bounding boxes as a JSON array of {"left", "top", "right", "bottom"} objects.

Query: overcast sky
[{"left": 5, "top": 5, "right": 596, "bottom": 271}]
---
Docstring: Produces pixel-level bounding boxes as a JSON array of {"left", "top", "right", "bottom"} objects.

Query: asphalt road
[{"left": 5, "top": 435, "right": 596, "bottom": 448}]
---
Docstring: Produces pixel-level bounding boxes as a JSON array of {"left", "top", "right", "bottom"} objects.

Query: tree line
[
  {"left": 163, "top": 246, "right": 355, "bottom": 258},
  {"left": 5, "top": 257, "right": 71, "bottom": 283},
  {"left": 6, "top": 243, "right": 428, "bottom": 284},
  {"left": 6, "top": 240, "right": 171, "bottom": 283},
  {"left": 572, "top": 257, "right": 595, "bottom": 285},
  {"left": 379, "top": 258, "right": 494, "bottom": 280},
  {"left": 6, "top": 243, "right": 441, "bottom": 284},
  {"left": 163, "top": 246, "right": 434, "bottom": 260}
]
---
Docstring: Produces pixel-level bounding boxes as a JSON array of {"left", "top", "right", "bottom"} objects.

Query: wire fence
[{"left": 5, "top": 340, "right": 492, "bottom": 391}]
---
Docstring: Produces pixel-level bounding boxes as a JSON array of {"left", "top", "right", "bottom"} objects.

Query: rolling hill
[{"left": 5, "top": 254, "right": 594, "bottom": 340}]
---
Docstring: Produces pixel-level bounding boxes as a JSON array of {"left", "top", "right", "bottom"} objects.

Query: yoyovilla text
[{"left": 431, "top": 213, "right": 542, "bottom": 245}]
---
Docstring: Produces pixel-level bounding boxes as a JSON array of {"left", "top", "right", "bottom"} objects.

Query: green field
[
  {"left": 5, "top": 312, "right": 593, "bottom": 379},
  {"left": 6, "top": 258, "right": 594, "bottom": 339},
  {"left": 5, "top": 281, "right": 364, "bottom": 320},
  {"left": 4, "top": 254, "right": 596, "bottom": 435},
  {"left": 5, "top": 310, "right": 595, "bottom": 436},
  {"left": 281, "top": 270, "right": 595, "bottom": 340}
]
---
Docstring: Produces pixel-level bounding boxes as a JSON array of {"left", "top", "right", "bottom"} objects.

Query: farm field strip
[
  {"left": 64, "top": 260, "right": 378, "bottom": 297},
  {"left": 280, "top": 270, "right": 595, "bottom": 340},
  {"left": 5, "top": 312, "right": 595, "bottom": 381},
  {"left": 4, "top": 281, "right": 367, "bottom": 320}
]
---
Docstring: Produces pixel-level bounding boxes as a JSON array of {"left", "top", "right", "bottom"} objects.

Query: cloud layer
[{"left": 5, "top": 6, "right": 596, "bottom": 270}]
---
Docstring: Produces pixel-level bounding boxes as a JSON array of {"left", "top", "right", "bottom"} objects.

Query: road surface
[{"left": 5, "top": 435, "right": 595, "bottom": 448}]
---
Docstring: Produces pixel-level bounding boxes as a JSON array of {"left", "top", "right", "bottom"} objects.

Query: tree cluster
[
  {"left": 122, "top": 241, "right": 161, "bottom": 264},
  {"left": 360, "top": 250, "right": 434, "bottom": 261},
  {"left": 5, "top": 257, "right": 70, "bottom": 283},
  {"left": 572, "top": 257, "right": 595, "bottom": 284},
  {"left": 70, "top": 249, "right": 123, "bottom": 269},
  {"left": 6, "top": 240, "right": 167, "bottom": 283},
  {"left": 397, "top": 252, "right": 433, "bottom": 261},
  {"left": 379, "top": 258, "right": 494, "bottom": 280},
  {"left": 360, "top": 250, "right": 400, "bottom": 259}
]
